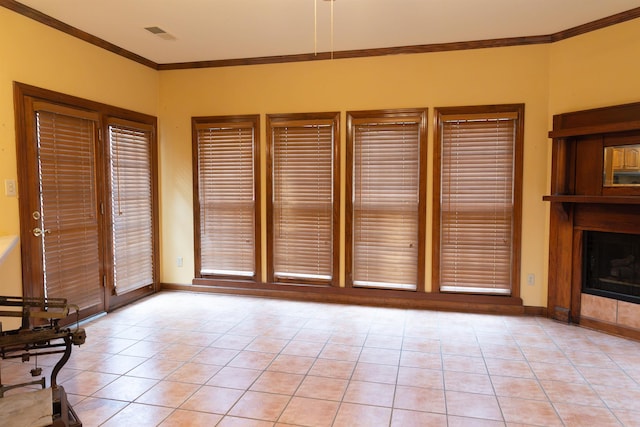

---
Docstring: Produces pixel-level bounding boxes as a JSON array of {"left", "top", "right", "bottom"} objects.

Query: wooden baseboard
[
  {"left": 579, "top": 317, "right": 640, "bottom": 341},
  {"left": 160, "top": 281, "right": 530, "bottom": 315},
  {"left": 524, "top": 306, "right": 548, "bottom": 316}
]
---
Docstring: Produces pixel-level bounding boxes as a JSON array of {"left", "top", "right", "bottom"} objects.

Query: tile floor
[{"left": 3, "top": 291, "right": 640, "bottom": 426}]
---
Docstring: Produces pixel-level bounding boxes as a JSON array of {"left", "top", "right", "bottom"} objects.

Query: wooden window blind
[
  {"left": 34, "top": 103, "right": 102, "bottom": 311},
  {"left": 436, "top": 107, "right": 523, "bottom": 295},
  {"left": 194, "top": 117, "right": 258, "bottom": 278},
  {"left": 268, "top": 114, "right": 339, "bottom": 285},
  {"left": 348, "top": 111, "right": 427, "bottom": 291},
  {"left": 108, "top": 119, "right": 155, "bottom": 295}
]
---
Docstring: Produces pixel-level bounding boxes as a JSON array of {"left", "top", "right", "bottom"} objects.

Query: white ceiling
[{"left": 15, "top": 0, "right": 640, "bottom": 65}]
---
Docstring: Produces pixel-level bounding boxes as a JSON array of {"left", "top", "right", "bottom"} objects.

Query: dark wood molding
[
  {"left": 265, "top": 112, "right": 341, "bottom": 288},
  {"left": 156, "top": 36, "right": 552, "bottom": 70},
  {"left": 3, "top": 0, "right": 639, "bottom": 70},
  {"left": 191, "top": 114, "right": 262, "bottom": 283},
  {"left": 158, "top": 5, "right": 640, "bottom": 70},
  {"left": 550, "top": 101, "right": 640, "bottom": 135},
  {"left": 13, "top": 82, "right": 160, "bottom": 316},
  {"left": 549, "top": 6, "right": 640, "bottom": 42},
  {"left": 543, "top": 195, "right": 640, "bottom": 205},
  {"left": 432, "top": 104, "right": 525, "bottom": 298},
  {"left": 0, "top": 0, "right": 158, "bottom": 70},
  {"left": 580, "top": 317, "right": 640, "bottom": 342},
  {"left": 344, "top": 108, "right": 429, "bottom": 292},
  {"left": 13, "top": 82, "right": 157, "bottom": 123},
  {"left": 107, "top": 285, "right": 156, "bottom": 312},
  {"left": 523, "top": 306, "right": 547, "bottom": 317},
  {"left": 163, "top": 281, "right": 525, "bottom": 315},
  {"left": 548, "top": 120, "right": 640, "bottom": 138}
]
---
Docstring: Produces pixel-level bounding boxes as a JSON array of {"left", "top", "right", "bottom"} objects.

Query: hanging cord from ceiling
[{"left": 314, "top": 0, "right": 335, "bottom": 58}]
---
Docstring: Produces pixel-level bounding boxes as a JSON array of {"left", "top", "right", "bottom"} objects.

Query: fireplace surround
[{"left": 545, "top": 101, "right": 640, "bottom": 340}]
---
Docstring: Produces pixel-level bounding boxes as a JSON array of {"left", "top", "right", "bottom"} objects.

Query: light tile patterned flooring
[{"left": 3, "top": 291, "right": 640, "bottom": 426}]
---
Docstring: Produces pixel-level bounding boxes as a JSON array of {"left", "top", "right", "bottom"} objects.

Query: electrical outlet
[
  {"left": 527, "top": 273, "right": 535, "bottom": 286},
  {"left": 4, "top": 179, "right": 17, "bottom": 197},
  {"left": 177, "top": 257, "right": 183, "bottom": 267}
]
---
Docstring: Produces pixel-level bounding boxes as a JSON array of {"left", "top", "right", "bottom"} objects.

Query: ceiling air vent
[{"left": 144, "top": 26, "right": 176, "bottom": 41}]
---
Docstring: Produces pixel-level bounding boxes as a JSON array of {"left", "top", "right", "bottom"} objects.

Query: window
[
  {"left": 433, "top": 105, "right": 524, "bottom": 295},
  {"left": 108, "top": 118, "right": 157, "bottom": 295},
  {"left": 346, "top": 109, "right": 427, "bottom": 291},
  {"left": 193, "top": 115, "right": 260, "bottom": 280},
  {"left": 267, "top": 113, "right": 339, "bottom": 286}
]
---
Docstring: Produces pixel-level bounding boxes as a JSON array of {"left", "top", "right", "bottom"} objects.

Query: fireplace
[
  {"left": 583, "top": 231, "right": 640, "bottom": 304},
  {"left": 546, "top": 101, "right": 640, "bottom": 339}
]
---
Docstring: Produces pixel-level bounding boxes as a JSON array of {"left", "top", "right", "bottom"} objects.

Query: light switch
[{"left": 4, "top": 179, "right": 17, "bottom": 197}]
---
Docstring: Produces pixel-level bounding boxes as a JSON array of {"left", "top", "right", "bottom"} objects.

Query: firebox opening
[{"left": 583, "top": 231, "right": 640, "bottom": 304}]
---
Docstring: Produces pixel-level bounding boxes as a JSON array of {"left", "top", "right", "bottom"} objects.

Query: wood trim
[
  {"left": 432, "top": 104, "right": 525, "bottom": 297},
  {"left": 107, "top": 285, "right": 155, "bottom": 312},
  {"left": 158, "top": 5, "right": 640, "bottom": 70},
  {"left": 345, "top": 108, "right": 428, "bottom": 292},
  {"left": 512, "top": 105, "right": 525, "bottom": 300},
  {"left": 523, "top": 306, "right": 547, "bottom": 316},
  {"left": 546, "top": 101, "right": 640, "bottom": 330},
  {"left": 3, "top": 0, "right": 639, "bottom": 70},
  {"left": 551, "top": 101, "right": 640, "bottom": 133},
  {"left": 0, "top": 0, "right": 158, "bottom": 70},
  {"left": 431, "top": 109, "right": 443, "bottom": 293},
  {"left": 543, "top": 195, "right": 640, "bottom": 204},
  {"left": 265, "top": 112, "right": 341, "bottom": 287},
  {"left": 548, "top": 120, "right": 640, "bottom": 138},
  {"left": 164, "top": 280, "right": 525, "bottom": 314},
  {"left": 191, "top": 114, "right": 262, "bottom": 283},
  {"left": 108, "top": 117, "right": 155, "bottom": 132},
  {"left": 549, "top": 7, "right": 640, "bottom": 42},
  {"left": 101, "top": 116, "right": 159, "bottom": 304},
  {"left": 570, "top": 230, "right": 583, "bottom": 323},
  {"left": 14, "top": 82, "right": 157, "bottom": 124},
  {"left": 191, "top": 118, "right": 202, "bottom": 279},
  {"left": 157, "top": 36, "right": 551, "bottom": 70},
  {"left": 31, "top": 101, "right": 100, "bottom": 121},
  {"left": 579, "top": 317, "right": 640, "bottom": 341},
  {"left": 13, "top": 82, "right": 159, "bottom": 315},
  {"left": 13, "top": 92, "right": 42, "bottom": 301}
]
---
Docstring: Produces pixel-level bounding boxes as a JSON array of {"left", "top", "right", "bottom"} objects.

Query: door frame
[{"left": 13, "top": 82, "right": 159, "bottom": 317}]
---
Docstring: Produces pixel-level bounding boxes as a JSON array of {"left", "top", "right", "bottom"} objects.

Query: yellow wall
[
  {"left": 549, "top": 18, "right": 640, "bottom": 115},
  {"left": 158, "top": 46, "right": 552, "bottom": 306},
  {"left": 2, "top": 5, "right": 640, "bottom": 308},
  {"left": 0, "top": 236, "right": 22, "bottom": 329},
  {"left": 0, "top": 8, "right": 159, "bottom": 296}
]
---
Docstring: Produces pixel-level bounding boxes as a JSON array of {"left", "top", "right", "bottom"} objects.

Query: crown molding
[
  {"left": 2, "top": 0, "right": 639, "bottom": 70},
  {"left": 0, "top": 0, "right": 158, "bottom": 69}
]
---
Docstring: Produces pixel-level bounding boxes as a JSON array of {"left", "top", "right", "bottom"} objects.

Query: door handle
[{"left": 33, "top": 227, "right": 51, "bottom": 237}]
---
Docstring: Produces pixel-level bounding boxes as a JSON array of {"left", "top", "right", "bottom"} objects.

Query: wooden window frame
[
  {"left": 345, "top": 108, "right": 428, "bottom": 291},
  {"left": 191, "top": 114, "right": 261, "bottom": 282},
  {"left": 266, "top": 112, "right": 340, "bottom": 287},
  {"left": 433, "top": 104, "right": 524, "bottom": 297}
]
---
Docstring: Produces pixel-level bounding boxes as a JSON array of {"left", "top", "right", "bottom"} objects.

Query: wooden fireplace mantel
[
  {"left": 547, "top": 120, "right": 640, "bottom": 139},
  {"left": 543, "top": 195, "right": 640, "bottom": 218},
  {"left": 546, "top": 101, "right": 640, "bottom": 339},
  {"left": 542, "top": 195, "right": 640, "bottom": 204}
]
